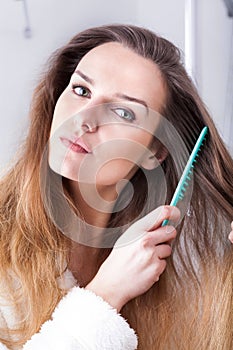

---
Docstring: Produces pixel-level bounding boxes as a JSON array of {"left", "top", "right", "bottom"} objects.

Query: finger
[
  {"left": 166, "top": 235, "right": 176, "bottom": 245},
  {"left": 148, "top": 206, "right": 180, "bottom": 231},
  {"left": 143, "top": 226, "right": 177, "bottom": 246},
  {"left": 229, "top": 230, "right": 233, "bottom": 243},
  {"left": 231, "top": 221, "right": 233, "bottom": 230},
  {"left": 153, "top": 259, "right": 167, "bottom": 282},
  {"left": 154, "top": 244, "right": 172, "bottom": 259},
  {"left": 136, "top": 205, "right": 180, "bottom": 232}
]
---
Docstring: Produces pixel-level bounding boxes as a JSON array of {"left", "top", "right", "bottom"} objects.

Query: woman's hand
[
  {"left": 228, "top": 221, "right": 233, "bottom": 243},
  {"left": 86, "top": 205, "right": 180, "bottom": 312}
]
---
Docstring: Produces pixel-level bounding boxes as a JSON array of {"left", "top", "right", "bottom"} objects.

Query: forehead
[{"left": 75, "top": 42, "right": 167, "bottom": 112}]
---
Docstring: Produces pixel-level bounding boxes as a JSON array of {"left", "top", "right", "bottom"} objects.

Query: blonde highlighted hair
[{"left": 0, "top": 24, "right": 232, "bottom": 348}]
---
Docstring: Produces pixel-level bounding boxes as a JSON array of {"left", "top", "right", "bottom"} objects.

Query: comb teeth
[{"left": 162, "top": 126, "right": 208, "bottom": 226}]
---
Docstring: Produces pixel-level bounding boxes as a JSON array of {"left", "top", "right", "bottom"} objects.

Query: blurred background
[{"left": 0, "top": 0, "right": 233, "bottom": 173}]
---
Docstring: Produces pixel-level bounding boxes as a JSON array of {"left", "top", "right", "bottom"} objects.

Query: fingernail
[{"left": 166, "top": 225, "right": 175, "bottom": 234}]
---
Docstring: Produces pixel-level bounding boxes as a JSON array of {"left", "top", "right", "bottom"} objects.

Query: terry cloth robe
[{"left": 0, "top": 269, "right": 137, "bottom": 350}]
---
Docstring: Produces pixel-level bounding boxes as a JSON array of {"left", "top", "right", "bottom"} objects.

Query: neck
[
  {"left": 68, "top": 241, "right": 109, "bottom": 286},
  {"left": 64, "top": 179, "right": 119, "bottom": 228},
  {"left": 64, "top": 179, "right": 117, "bottom": 283}
]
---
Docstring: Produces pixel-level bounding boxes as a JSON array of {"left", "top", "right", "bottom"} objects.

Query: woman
[{"left": 0, "top": 24, "right": 232, "bottom": 349}]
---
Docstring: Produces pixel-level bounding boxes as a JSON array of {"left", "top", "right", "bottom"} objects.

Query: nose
[
  {"left": 80, "top": 106, "right": 99, "bottom": 133},
  {"left": 81, "top": 121, "right": 98, "bottom": 133},
  {"left": 73, "top": 105, "right": 100, "bottom": 134},
  {"left": 73, "top": 100, "right": 109, "bottom": 133}
]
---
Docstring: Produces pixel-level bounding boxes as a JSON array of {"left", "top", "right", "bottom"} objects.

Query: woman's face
[{"left": 49, "top": 42, "right": 166, "bottom": 190}]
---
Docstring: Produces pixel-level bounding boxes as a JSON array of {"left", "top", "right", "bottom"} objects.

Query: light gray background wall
[{"left": 0, "top": 0, "right": 232, "bottom": 174}]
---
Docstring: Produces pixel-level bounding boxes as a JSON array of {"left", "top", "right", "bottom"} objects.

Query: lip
[{"left": 60, "top": 137, "right": 91, "bottom": 154}]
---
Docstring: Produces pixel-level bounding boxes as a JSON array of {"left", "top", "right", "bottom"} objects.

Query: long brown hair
[{"left": 0, "top": 24, "right": 232, "bottom": 349}]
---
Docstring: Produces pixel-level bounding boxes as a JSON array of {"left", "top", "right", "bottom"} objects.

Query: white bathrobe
[{"left": 0, "top": 270, "right": 137, "bottom": 350}]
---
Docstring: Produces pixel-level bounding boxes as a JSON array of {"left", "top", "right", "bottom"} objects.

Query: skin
[
  {"left": 86, "top": 206, "right": 180, "bottom": 311},
  {"left": 49, "top": 42, "right": 180, "bottom": 312},
  {"left": 49, "top": 42, "right": 166, "bottom": 226},
  {"left": 229, "top": 221, "right": 233, "bottom": 243}
]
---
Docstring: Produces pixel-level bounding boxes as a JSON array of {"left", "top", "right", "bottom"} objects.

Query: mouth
[{"left": 60, "top": 137, "right": 91, "bottom": 154}]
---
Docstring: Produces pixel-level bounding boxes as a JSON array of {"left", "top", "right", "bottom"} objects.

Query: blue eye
[
  {"left": 113, "top": 108, "right": 135, "bottom": 122},
  {"left": 72, "top": 85, "right": 90, "bottom": 97}
]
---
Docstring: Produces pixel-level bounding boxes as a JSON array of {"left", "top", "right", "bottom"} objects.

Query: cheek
[
  {"left": 95, "top": 159, "right": 138, "bottom": 185},
  {"left": 95, "top": 126, "right": 154, "bottom": 173},
  {"left": 103, "top": 124, "right": 153, "bottom": 146},
  {"left": 132, "top": 132, "right": 153, "bottom": 149},
  {"left": 93, "top": 131, "right": 153, "bottom": 184}
]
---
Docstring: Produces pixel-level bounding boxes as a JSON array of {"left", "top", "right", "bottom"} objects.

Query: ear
[{"left": 141, "top": 139, "right": 168, "bottom": 170}]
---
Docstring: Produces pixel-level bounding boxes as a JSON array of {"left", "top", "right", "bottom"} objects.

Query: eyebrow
[
  {"left": 74, "top": 69, "right": 149, "bottom": 112},
  {"left": 115, "top": 93, "right": 148, "bottom": 113},
  {"left": 74, "top": 69, "right": 94, "bottom": 85}
]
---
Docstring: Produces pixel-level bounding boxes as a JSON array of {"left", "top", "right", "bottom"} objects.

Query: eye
[
  {"left": 72, "top": 85, "right": 91, "bottom": 98},
  {"left": 113, "top": 108, "right": 135, "bottom": 122}
]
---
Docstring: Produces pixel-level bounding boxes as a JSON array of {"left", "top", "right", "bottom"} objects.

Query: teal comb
[{"left": 162, "top": 126, "right": 208, "bottom": 226}]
